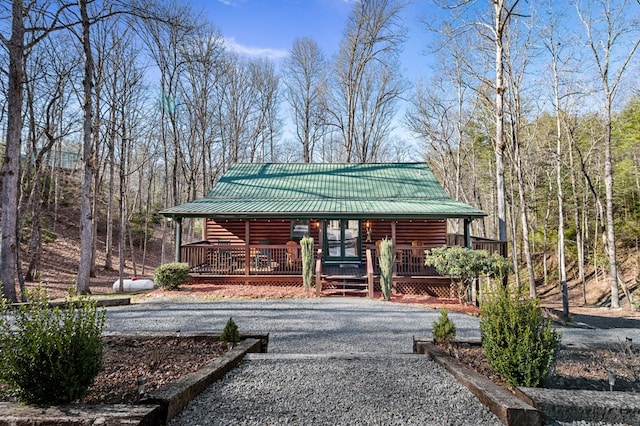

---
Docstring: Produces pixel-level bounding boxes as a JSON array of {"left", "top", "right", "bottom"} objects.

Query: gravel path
[
  {"left": 170, "top": 354, "right": 501, "bottom": 425},
  {"left": 104, "top": 298, "right": 639, "bottom": 425}
]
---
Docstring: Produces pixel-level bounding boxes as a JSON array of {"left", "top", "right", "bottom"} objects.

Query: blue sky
[
  {"left": 191, "top": 0, "right": 438, "bottom": 156},
  {"left": 194, "top": 0, "right": 436, "bottom": 82}
]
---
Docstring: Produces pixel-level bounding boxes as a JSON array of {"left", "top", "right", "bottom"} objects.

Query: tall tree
[
  {"left": 0, "top": 0, "right": 69, "bottom": 301},
  {"left": 576, "top": 0, "right": 640, "bottom": 309},
  {"left": 329, "top": 0, "right": 407, "bottom": 163},
  {"left": 430, "top": 0, "right": 522, "bottom": 243},
  {"left": 75, "top": 0, "right": 96, "bottom": 295},
  {"left": 502, "top": 9, "right": 536, "bottom": 296},
  {"left": 543, "top": 0, "right": 571, "bottom": 315},
  {"left": 23, "top": 33, "right": 77, "bottom": 284},
  {"left": 491, "top": 0, "right": 521, "bottom": 243},
  {"left": 282, "top": 37, "right": 328, "bottom": 163}
]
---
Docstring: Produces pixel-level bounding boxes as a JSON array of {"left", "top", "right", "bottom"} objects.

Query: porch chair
[
  {"left": 375, "top": 239, "right": 382, "bottom": 256},
  {"left": 286, "top": 240, "right": 302, "bottom": 270},
  {"left": 217, "top": 240, "right": 233, "bottom": 272},
  {"left": 411, "top": 240, "right": 425, "bottom": 274},
  {"left": 255, "top": 240, "right": 272, "bottom": 270},
  {"left": 411, "top": 240, "right": 424, "bottom": 258}
]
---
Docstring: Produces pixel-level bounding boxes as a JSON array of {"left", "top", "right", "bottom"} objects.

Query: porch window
[{"left": 290, "top": 219, "right": 310, "bottom": 241}]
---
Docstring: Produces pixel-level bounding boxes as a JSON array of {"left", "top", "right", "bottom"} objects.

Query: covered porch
[
  {"left": 161, "top": 163, "right": 504, "bottom": 298},
  {"left": 173, "top": 218, "right": 505, "bottom": 298}
]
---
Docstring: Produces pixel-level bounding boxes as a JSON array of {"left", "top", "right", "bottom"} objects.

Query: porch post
[
  {"left": 463, "top": 218, "right": 472, "bottom": 248},
  {"left": 465, "top": 218, "right": 479, "bottom": 306},
  {"left": 245, "top": 220, "right": 250, "bottom": 277},
  {"left": 317, "top": 219, "right": 324, "bottom": 253},
  {"left": 391, "top": 220, "right": 397, "bottom": 279},
  {"left": 174, "top": 217, "right": 182, "bottom": 262}
]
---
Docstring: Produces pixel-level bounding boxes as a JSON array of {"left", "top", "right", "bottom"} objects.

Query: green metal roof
[{"left": 161, "top": 163, "right": 486, "bottom": 219}]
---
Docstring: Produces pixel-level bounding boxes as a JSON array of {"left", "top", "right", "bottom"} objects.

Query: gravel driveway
[
  {"left": 104, "top": 298, "right": 638, "bottom": 425},
  {"left": 105, "top": 298, "right": 481, "bottom": 353}
]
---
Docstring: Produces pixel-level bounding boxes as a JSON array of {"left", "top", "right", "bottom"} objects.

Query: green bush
[
  {"left": 379, "top": 238, "right": 394, "bottom": 301},
  {"left": 300, "top": 236, "right": 314, "bottom": 291},
  {"left": 0, "top": 287, "right": 105, "bottom": 404},
  {"left": 424, "top": 246, "right": 485, "bottom": 304},
  {"left": 220, "top": 317, "right": 240, "bottom": 345},
  {"left": 154, "top": 262, "right": 190, "bottom": 290},
  {"left": 432, "top": 308, "right": 456, "bottom": 345},
  {"left": 480, "top": 285, "right": 560, "bottom": 387}
]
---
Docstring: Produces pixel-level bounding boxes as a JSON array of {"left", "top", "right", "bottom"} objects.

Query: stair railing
[
  {"left": 366, "top": 249, "right": 374, "bottom": 299},
  {"left": 315, "top": 248, "right": 323, "bottom": 296}
]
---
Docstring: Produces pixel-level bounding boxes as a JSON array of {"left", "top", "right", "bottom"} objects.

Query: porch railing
[
  {"left": 447, "top": 234, "right": 507, "bottom": 256},
  {"left": 181, "top": 242, "right": 303, "bottom": 276},
  {"left": 182, "top": 235, "right": 507, "bottom": 278},
  {"left": 366, "top": 238, "right": 507, "bottom": 277}
]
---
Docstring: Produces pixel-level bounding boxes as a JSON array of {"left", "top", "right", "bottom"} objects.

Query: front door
[{"left": 324, "top": 219, "right": 361, "bottom": 263}]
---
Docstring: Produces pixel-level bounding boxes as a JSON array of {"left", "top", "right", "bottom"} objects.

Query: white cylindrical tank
[{"left": 112, "top": 278, "right": 154, "bottom": 292}]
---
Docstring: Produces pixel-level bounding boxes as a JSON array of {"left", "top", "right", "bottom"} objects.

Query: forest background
[{"left": 0, "top": 0, "right": 639, "bottom": 310}]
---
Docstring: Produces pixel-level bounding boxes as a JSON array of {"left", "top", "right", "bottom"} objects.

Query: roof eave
[{"left": 160, "top": 211, "right": 487, "bottom": 220}]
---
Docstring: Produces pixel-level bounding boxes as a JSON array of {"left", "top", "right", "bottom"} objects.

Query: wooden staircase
[
  {"left": 322, "top": 274, "right": 370, "bottom": 297},
  {"left": 315, "top": 253, "right": 375, "bottom": 298}
]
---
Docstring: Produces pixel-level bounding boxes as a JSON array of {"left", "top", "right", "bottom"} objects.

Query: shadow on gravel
[{"left": 569, "top": 314, "right": 640, "bottom": 329}]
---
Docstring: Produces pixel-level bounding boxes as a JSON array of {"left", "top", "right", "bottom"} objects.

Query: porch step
[{"left": 322, "top": 276, "right": 370, "bottom": 297}]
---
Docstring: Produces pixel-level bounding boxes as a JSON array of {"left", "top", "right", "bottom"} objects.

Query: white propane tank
[{"left": 112, "top": 278, "right": 154, "bottom": 292}]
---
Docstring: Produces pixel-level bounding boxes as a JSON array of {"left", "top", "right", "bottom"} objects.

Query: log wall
[
  {"left": 205, "top": 219, "right": 321, "bottom": 245},
  {"left": 360, "top": 219, "right": 447, "bottom": 247}
]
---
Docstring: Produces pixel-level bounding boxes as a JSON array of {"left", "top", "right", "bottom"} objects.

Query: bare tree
[
  {"left": 502, "top": 9, "right": 537, "bottom": 297},
  {"left": 282, "top": 37, "right": 328, "bottom": 163},
  {"left": 329, "top": 0, "right": 407, "bottom": 163},
  {"left": 0, "top": 0, "right": 71, "bottom": 301},
  {"left": 23, "top": 33, "right": 77, "bottom": 284},
  {"left": 179, "top": 23, "right": 224, "bottom": 196},
  {"left": 543, "top": 0, "right": 572, "bottom": 315},
  {"left": 576, "top": 0, "right": 640, "bottom": 309},
  {"left": 247, "top": 57, "right": 281, "bottom": 162},
  {"left": 431, "top": 0, "right": 523, "bottom": 243}
]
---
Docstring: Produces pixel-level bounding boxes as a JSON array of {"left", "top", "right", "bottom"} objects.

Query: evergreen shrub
[
  {"left": 480, "top": 285, "right": 560, "bottom": 387},
  {"left": 379, "top": 238, "right": 394, "bottom": 301},
  {"left": 154, "top": 262, "right": 190, "bottom": 290},
  {"left": 0, "top": 287, "right": 105, "bottom": 405},
  {"left": 432, "top": 308, "right": 456, "bottom": 344},
  {"left": 220, "top": 317, "right": 240, "bottom": 346},
  {"left": 300, "top": 236, "right": 314, "bottom": 291}
]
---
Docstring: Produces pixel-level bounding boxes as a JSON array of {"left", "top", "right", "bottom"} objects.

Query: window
[{"left": 290, "top": 219, "right": 310, "bottom": 241}]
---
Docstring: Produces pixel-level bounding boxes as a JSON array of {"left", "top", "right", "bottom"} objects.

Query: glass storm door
[{"left": 325, "top": 219, "right": 361, "bottom": 262}]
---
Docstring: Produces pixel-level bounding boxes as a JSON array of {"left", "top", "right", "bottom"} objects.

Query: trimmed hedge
[{"left": 154, "top": 262, "right": 190, "bottom": 290}]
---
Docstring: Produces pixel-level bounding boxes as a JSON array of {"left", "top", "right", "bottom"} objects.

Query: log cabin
[{"left": 160, "top": 163, "right": 505, "bottom": 298}]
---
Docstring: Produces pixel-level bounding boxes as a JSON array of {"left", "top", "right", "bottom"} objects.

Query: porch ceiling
[{"left": 161, "top": 163, "right": 486, "bottom": 220}]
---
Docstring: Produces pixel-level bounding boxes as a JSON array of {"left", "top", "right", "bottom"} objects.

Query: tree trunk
[
  {"left": 76, "top": 0, "right": 95, "bottom": 295},
  {"left": 603, "top": 95, "right": 619, "bottom": 308},
  {"left": 494, "top": 0, "right": 508, "bottom": 242},
  {"left": 0, "top": 0, "right": 25, "bottom": 302}
]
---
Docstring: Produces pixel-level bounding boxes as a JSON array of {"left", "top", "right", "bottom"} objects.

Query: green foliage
[
  {"left": 432, "top": 308, "right": 456, "bottom": 345},
  {"left": 480, "top": 285, "right": 560, "bottom": 388},
  {"left": 424, "top": 246, "right": 512, "bottom": 304},
  {"left": 154, "top": 262, "right": 190, "bottom": 290},
  {"left": 127, "top": 213, "right": 154, "bottom": 247},
  {"left": 19, "top": 215, "right": 58, "bottom": 245},
  {"left": 300, "top": 236, "right": 314, "bottom": 291},
  {"left": 0, "top": 287, "right": 105, "bottom": 404},
  {"left": 425, "top": 246, "right": 488, "bottom": 278},
  {"left": 484, "top": 252, "right": 514, "bottom": 281},
  {"left": 379, "top": 238, "right": 394, "bottom": 301},
  {"left": 220, "top": 317, "right": 240, "bottom": 345}
]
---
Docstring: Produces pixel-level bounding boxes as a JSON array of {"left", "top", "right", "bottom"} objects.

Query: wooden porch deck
[{"left": 182, "top": 237, "right": 506, "bottom": 299}]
